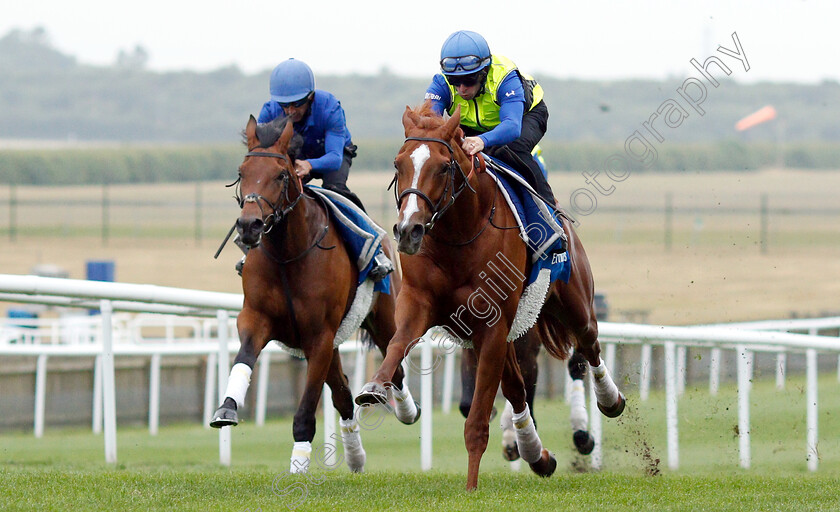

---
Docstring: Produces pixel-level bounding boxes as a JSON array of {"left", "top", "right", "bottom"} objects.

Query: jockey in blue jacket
[
  {"left": 424, "top": 30, "right": 557, "bottom": 208},
  {"left": 238, "top": 58, "right": 393, "bottom": 280}
]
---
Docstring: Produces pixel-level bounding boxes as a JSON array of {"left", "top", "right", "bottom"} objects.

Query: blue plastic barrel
[{"left": 86, "top": 260, "right": 115, "bottom": 282}]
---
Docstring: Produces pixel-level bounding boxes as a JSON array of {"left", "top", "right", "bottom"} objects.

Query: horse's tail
[
  {"left": 533, "top": 306, "right": 574, "bottom": 361},
  {"left": 358, "top": 328, "right": 377, "bottom": 352}
]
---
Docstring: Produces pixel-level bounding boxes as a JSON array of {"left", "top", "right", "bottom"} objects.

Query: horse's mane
[
  {"left": 409, "top": 102, "right": 464, "bottom": 140},
  {"left": 241, "top": 116, "right": 304, "bottom": 159}
]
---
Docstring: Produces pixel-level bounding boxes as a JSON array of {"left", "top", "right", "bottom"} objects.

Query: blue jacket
[
  {"left": 424, "top": 72, "right": 525, "bottom": 148},
  {"left": 258, "top": 90, "right": 353, "bottom": 173}
]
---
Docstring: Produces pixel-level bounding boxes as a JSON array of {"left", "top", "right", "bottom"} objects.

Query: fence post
[
  {"left": 101, "top": 299, "right": 118, "bottom": 464},
  {"left": 92, "top": 355, "right": 103, "bottom": 433},
  {"left": 664, "top": 341, "right": 679, "bottom": 470},
  {"left": 203, "top": 353, "right": 217, "bottom": 429},
  {"left": 737, "top": 345, "right": 752, "bottom": 469},
  {"left": 149, "top": 353, "right": 161, "bottom": 435},
  {"left": 421, "top": 339, "right": 433, "bottom": 471},
  {"left": 806, "top": 349, "right": 819, "bottom": 471},
  {"left": 256, "top": 352, "right": 271, "bottom": 426},
  {"left": 217, "top": 309, "right": 231, "bottom": 466},
  {"left": 34, "top": 354, "right": 48, "bottom": 438},
  {"left": 639, "top": 343, "right": 652, "bottom": 401}
]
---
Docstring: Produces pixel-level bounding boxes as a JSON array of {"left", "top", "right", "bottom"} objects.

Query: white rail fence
[{"left": 1, "top": 274, "right": 838, "bottom": 473}]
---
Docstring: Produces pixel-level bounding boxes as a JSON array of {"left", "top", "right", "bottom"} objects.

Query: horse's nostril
[
  {"left": 409, "top": 224, "right": 425, "bottom": 243},
  {"left": 392, "top": 224, "right": 401, "bottom": 243}
]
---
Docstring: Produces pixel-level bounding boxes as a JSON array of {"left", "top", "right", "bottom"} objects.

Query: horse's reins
[
  {"left": 220, "top": 149, "right": 337, "bottom": 347},
  {"left": 392, "top": 137, "right": 511, "bottom": 246},
  {"left": 390, "top": 136, "right": 476, "bottom": 232}
]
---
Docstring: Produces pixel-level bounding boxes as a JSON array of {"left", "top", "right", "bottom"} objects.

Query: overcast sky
[{"left": 2, "top": 0, "right": 836, "bottom": 83}]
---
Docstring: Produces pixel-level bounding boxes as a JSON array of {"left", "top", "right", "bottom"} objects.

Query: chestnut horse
[
  {"left": 460, "top": 333, "right": 596, "bottom": 461},
  {"left": 210, "top": 115, "right": 419, "bottom": 474},
  {"left": 356, "top": 104, "right": 624, "bottom": 489}
]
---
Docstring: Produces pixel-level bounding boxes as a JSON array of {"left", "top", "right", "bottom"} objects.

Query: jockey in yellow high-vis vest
[{"left": 424, "top": 30, "right": 557, "bottom": 206}]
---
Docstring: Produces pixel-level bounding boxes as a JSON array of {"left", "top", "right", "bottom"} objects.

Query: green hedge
[{"left": 1, "top": 140, "right": 838, "bottom": 185}]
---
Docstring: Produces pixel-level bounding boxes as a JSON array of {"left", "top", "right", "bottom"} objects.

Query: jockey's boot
[{"left": 368, "top": 250, "right": 394, "bottom": 282}]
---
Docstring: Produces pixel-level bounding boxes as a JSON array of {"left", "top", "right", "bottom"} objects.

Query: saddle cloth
[
  {"left": 483, "top": 156, "right": 571, "bottom": 286},
  {"left": 307, "top": 186, "right": 390, "bottom": 295},
  {"left": 273, "top": 187, "right": 386, "bottom": 358}
]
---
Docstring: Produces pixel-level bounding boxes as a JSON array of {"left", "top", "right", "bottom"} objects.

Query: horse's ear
[
  {"left": 245, "top": 115, "right": 259, "bottom": 147},
  {"left": 402, "top": 106, "right": 420, "bottom": 136},
  {"left": 276, "top": 118, "right": 295, "bottom": 153},
  {"left": 441, "top": 105, "right": 461, "bottom": 140}
]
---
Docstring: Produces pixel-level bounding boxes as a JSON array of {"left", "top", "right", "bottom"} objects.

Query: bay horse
[
  {"left": 210, "top": 115, "right": 419, "bottom": 474},
  {"left": 356, "top": 103, "right": 624, "bottom": 489}
]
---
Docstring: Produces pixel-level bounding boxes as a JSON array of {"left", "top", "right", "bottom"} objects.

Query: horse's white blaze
[{"left": 398, "top": 144, "right": 430, "bottom": 230}]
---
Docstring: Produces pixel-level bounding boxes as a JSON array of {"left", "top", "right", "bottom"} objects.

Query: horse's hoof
[
  {"left": 573, "top": 430, "right": 595, "bottom": 455},
  {"left": 568, "top": 352, "right": 588, "bottom": 380},
  {"left": 397, "top": 401, "right": 421, "bottom": 425},
  {"left": 355, "top": 382, "right": 388, "bottom": 406},
  {"left": 597, "top": 392, "right": 626, "bottom": 418},
  {"left": 501, "top": 428, "right": 520, "bottom": 461},
  {"left": 528, "top": 449, "right": 557, "bottom": 478},
  {"left": 503, "top": 441, "right": 520, "bottom": 462},
  {"left": 210, "top": 406, "right": 238, "bottom": 428}
]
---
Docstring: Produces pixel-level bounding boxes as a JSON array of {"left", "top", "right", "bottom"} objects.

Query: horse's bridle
[
  {"left": 229, "top": 150, "right": 304, "bottom": 234},
  {"left": 390, "top": 136, "right": 476, "bottom": 231}
]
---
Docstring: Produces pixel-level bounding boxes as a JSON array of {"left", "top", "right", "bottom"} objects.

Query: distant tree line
[{"left": 1, "top": 27, "right": 839, "bottom": 185}]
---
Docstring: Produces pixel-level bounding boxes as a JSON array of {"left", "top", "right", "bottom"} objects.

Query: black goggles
[
  {"left": 447, "top": 72, "right": 482, "bottom": 87},
  {"left": 279, "top": 94, "right": 312, "bottom": 108},
  {"left": 440, "top": 55, "right": 490, "bottom": 74}
]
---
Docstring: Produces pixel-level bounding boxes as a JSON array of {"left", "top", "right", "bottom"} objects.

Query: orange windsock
[{"left": 735, "top": 105, "right": 777, "bottom": 131}]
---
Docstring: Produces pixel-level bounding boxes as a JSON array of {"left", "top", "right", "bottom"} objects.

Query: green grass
[{"left": 3, "top": 374, "right": 840, "bottom": 510}]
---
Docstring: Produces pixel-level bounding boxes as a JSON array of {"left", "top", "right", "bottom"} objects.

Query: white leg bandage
[
  {"left": 512, "top": 404, "right": 543, "bottom": 464},
  {"left": 569, "top": 379, "right": 588, "bottom": 432},
  {"left": 224, "top": 363, "right": 252, "bottom": 409},
  {"left": 391, "top": 384, "right": 418, "bottom": 423},
  {"left": 290, "top": 441, "right": 312, "bottom": 474},
  {"left": 591, "top": 359, "right": 620, "bottom": 407},
  {"left": 500, "top": 401, "right": 515, "bottom": 450},
  {"left": 339, "top": 417, "right": 366, "bottom": 473}
]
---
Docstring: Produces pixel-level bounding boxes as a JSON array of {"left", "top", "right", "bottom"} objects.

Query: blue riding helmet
[
  {"left": 270, "top": 58, "right": 315, "bottom": 104},
  {"left": 440, "top": 30, "right": 491, "bottom": 76}
]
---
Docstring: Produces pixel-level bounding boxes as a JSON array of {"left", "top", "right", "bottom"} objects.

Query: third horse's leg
[
  {"left": 289, "top": 340, "right": 334, "bottom": 473},
  {"left": 500, "top": 342, "right": 556, "bottom": 478},
  {"left": 325, "top": 349, "right": 366, "bottom": 473}
]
